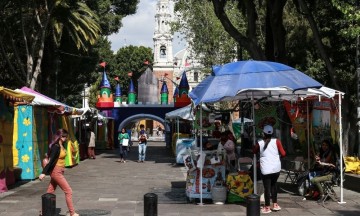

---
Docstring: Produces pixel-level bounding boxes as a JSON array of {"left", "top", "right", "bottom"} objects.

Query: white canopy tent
[{"left": 165, "top": 104, "right": 195, "bottom": 121}]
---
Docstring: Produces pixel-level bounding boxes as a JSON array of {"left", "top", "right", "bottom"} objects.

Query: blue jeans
[{"left": 138, "top": 143, "right": 147, "bottom": 161}]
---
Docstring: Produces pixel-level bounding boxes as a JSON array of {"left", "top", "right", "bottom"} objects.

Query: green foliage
[
  {"left": 331, "top": 0, "right": 360, "bottom": 38},
  {"left": 85, "top": 0, "right": 139, "bottom": 35},
  {"left": 113, "top": 45, "right": 153, "bottom": 95},
  {"left": 51, "top": 0, "right": 102, "bottom": 51},
  {"left": 0, "top": 0, "right": 141, "bottom": 109},
  {"left": 172, "top": 0, "right": 242, "bottom": 67}
]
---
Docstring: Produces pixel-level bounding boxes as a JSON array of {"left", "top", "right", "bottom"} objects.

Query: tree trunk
[
  {"left": 212, "top": 0, "right": 266, "bottom": 60},
  {"left": 296, "top": 0, "right": 340, "bottom": 91},
  {"left": 266, "top": 0, "right": 288, "bottom": 64}
]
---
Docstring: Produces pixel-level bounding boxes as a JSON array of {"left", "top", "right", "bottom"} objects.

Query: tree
[
  {"left": 113, "top": 46, "right": 154, "bottom": 96},
  {"left": 0, "top": 0, "right": 101, "bottom": 90},
  {"left": 51, "top": 1, "right": 101, "bottom": 51},
  {"left": 0, "top": 0, "right": 139, "bottom": 93},
  {"left": 172, "top": 1, "right": 241, "bottom": 68},
  {"left": 85, "top": 0, "right": 139, "bottom": 35},
  {"left": 174, "top": 0, "right": 360, "bottom": 155}
]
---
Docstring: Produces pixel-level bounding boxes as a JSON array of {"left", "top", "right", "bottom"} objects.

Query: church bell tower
[{"left": 153, "top": 0, "right": 174, "bottom": 102}]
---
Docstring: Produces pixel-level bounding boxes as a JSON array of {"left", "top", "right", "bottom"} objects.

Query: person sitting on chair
[{"left": 309, "top": 140, "right": 336, "bottom": 203}]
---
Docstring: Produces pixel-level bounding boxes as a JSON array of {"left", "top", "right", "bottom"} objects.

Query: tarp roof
[
  {"left": 165, "top": 104, "right": 194, "bottom": 121},
  {"left": 15, "top": 87, "right": 82, "bottom": 115},
  {"left": 0, "top": 86, "right": 34, "bottom": 103}
]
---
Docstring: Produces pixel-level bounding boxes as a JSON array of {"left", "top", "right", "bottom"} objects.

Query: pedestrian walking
[
  {"left": 39, "top": 129, "right": 79, "bottom": 216},
  {"left": 87, "top": 128, "right": 96, "bottom": 159},
  {"left": 138, "top": 134, "right": 148, "bottom": 163},
  {"left": 118, "top": 128, "right": 130, "bottom": 163},
  {"left": 253, "top": 125, "right": 286, "bottom": 214},
  {"left": 139, "top": 124, "right": 148, "bottom": 143}
]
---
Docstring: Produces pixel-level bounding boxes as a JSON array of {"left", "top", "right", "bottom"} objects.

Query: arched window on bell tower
[{"left": 160, "top": 45, "right": 166, "bottom": 58}]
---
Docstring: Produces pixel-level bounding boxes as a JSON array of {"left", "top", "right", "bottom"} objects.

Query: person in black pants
[{"left": 253, "top": 125, "right": 286, "bottom": 214}]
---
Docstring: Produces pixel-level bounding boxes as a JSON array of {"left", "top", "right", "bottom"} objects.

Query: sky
[{"left": 108, "top": 0, "right": 186, "bottom": 55}]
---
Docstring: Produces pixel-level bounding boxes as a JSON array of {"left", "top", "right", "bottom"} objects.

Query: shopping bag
[{"left": 122, "top": 139, "right": 129, "bottom": 146}]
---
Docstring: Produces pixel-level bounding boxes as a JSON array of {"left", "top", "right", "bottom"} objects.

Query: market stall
[
  {"left": 14, "top": 87, "right": 82, "bottom": 180},
  {"left": 188, "top": 60, "right": 344, "bottom": 203},
  {"left": 0, "top": 87, "right": 34, "bottom": 192},
  {"left": 165, "top": 104, "right": 195, "bottom": 158}
]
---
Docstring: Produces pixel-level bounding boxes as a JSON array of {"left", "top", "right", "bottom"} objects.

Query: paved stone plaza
[{"left": 0, "top": 141, "right": 359, "bottom": 216}]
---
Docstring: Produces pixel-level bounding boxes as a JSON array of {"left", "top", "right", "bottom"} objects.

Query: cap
[{"left": 263, "top": 125, "right": 273, "bottom": 135}]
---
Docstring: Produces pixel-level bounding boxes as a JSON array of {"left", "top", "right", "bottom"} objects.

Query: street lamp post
[{"left": 83, "top": 83, "right": 88, "bottom": 108}]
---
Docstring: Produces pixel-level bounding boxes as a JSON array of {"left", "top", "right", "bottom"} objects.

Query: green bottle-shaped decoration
[
  {"left": 160, "top": 81, "right": 169, "bottom": 104},
  {"left": 115, "top": 82, "right": 122, "bottom": 103},
  {"left": 128, "top": 79, "right": 136, "bottom": 104}
]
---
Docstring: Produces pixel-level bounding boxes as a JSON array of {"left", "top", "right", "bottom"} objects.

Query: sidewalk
[{"left": 0, "top": 141, "right": 359, "bottom": 216}]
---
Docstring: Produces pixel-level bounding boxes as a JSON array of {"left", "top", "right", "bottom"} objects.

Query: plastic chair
[
  {"left": 284, "top": 156, "right": 305, "bottom": 184},
  {"left": 320, "top": 158, "right": 346, "bottom": 205}
]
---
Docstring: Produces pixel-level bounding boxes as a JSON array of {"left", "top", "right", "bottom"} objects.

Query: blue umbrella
[
  {"left": 189, "top": 60, "right": 328, "bottom": 195},
  {"left": 189, "top": 60, "right": 324, "bottom": 105}
]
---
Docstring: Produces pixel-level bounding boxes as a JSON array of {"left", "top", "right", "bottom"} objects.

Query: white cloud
[{"left": 108, "top": 0, "right": 186, "bottom": 54}]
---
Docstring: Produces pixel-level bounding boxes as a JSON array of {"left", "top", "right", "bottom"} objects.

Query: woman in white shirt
[{"left": 253, "top": 125, "right": 286, "bottom": 214}]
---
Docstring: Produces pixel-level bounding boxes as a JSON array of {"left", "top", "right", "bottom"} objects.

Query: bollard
[
  {"left": 246, "top": 194, "right": 260, "bottom": 216},
  {"left": 41, "top": 193, "right": 56, "bottom": 216},
  {"left": 144, "top": 193, "right": 158, "bottom": 216}
]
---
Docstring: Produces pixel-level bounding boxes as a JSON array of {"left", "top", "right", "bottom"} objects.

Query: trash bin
[{"left": 246, "top": 194, "right": 260, "bottom": 216}]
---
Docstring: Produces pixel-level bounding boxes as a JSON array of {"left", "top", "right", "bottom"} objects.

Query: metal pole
[
  {"left": 199, "top": 103, "right": 203, "bottom": 205},
  {"left": 338, "top": 92, "right": 346, "bottom": 204},
  {"left": 83, "top": 85, "right": 85, "bottom": 108},
  {"left": 357, "top": 32, "right": 360, "bottom": 156},
  {"left": 307, "top": 100, "right": 310, "bottom": 170},
  {"left": 251, "top": 94, "right": 257, "bottom": 194}
]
